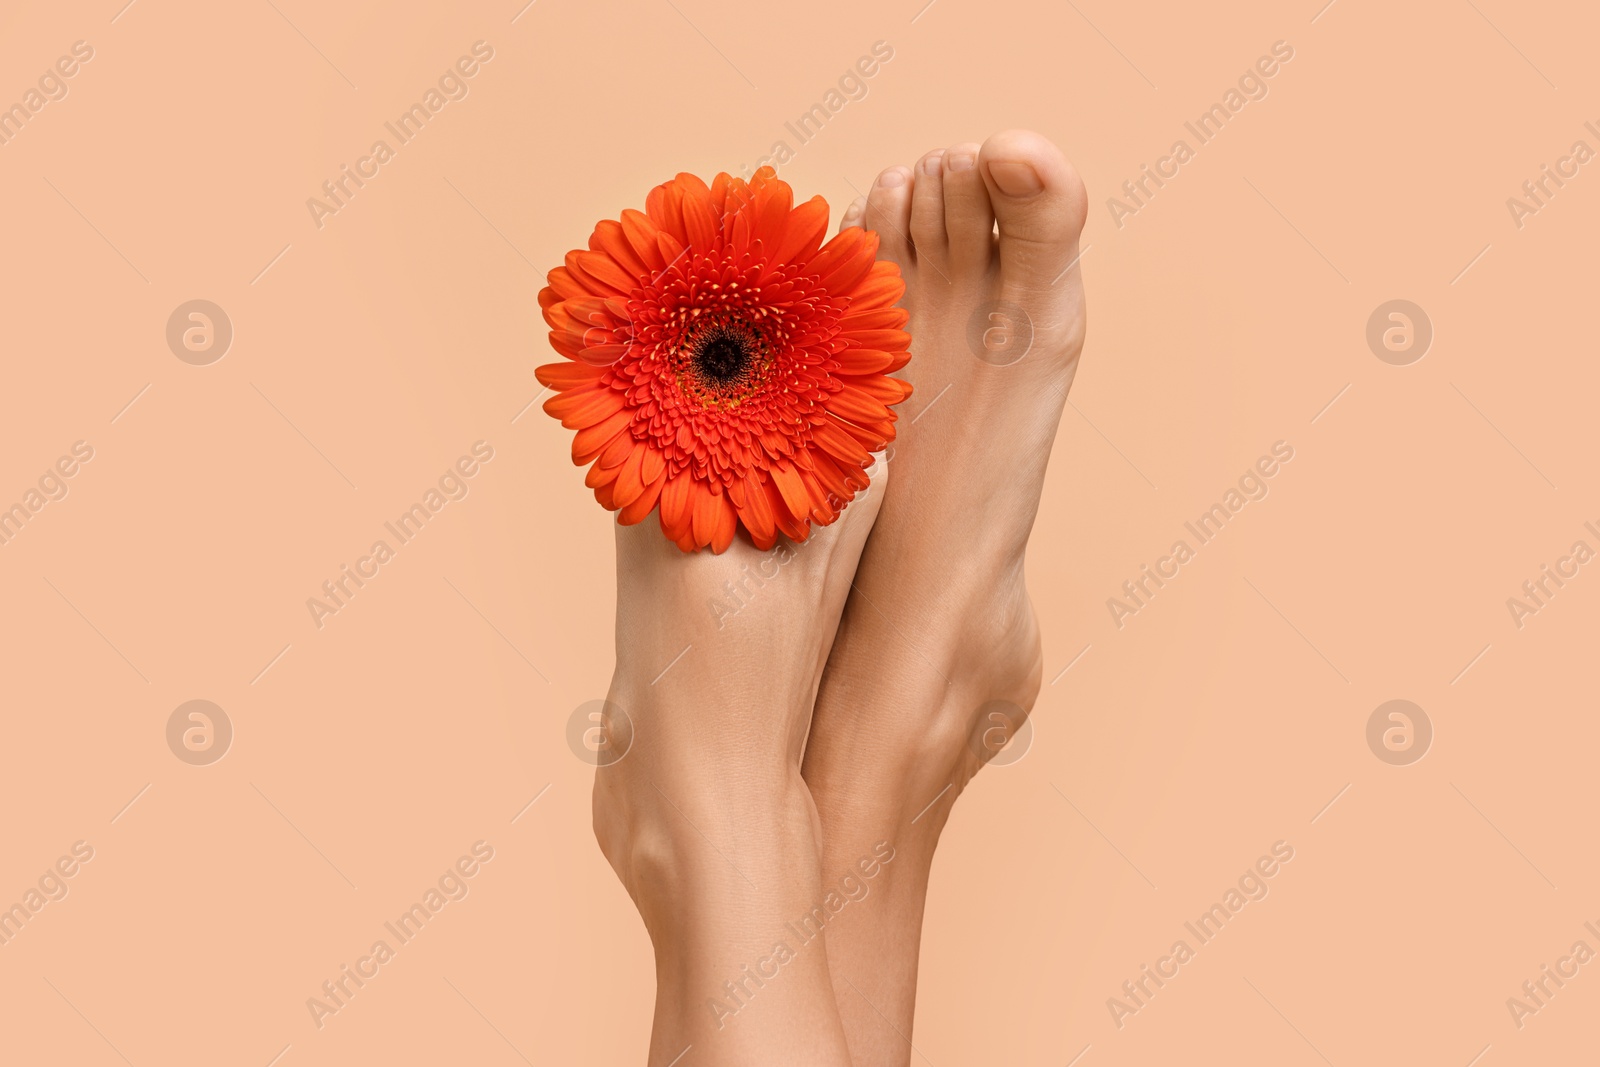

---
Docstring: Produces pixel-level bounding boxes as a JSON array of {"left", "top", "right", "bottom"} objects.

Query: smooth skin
[{"left": 592, "top": 129, "right": 1087, "bottom": 1066}]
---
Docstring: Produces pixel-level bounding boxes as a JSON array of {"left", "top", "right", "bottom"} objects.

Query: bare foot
[
  {"left": 801, "top": 129, "right": 1088, "bottom": 1065},
  {"left": 592, "top": 457, "right": 884, "bottom": 1065}
]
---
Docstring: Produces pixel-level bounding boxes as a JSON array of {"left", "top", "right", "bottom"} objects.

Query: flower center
[
  {"left": 695, "top": 332, "right": 749, "bottom": 383},
  {"left": 673, "top": 318, "right": 773, "bottom": 409}
]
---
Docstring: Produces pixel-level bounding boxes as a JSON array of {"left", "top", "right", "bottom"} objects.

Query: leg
[
  {"left": 593, "top": 459, "right": 886, "bottom": 1065},
  {"left": 802, "top": 130, "right": 1088, "bottom": 1065}
]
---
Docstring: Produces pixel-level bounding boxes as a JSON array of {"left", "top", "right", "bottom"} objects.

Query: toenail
[
  {"left": 946, "top": 151, "right": 976, "bottom": 172},
  {"left": 877, "top": 167, "right": 908, "bottom": 188},
  {"left": 921, "top": 153, "right": 944, "bottom": 175},
  {"left": 988, "top": 160, "right": 1044, "bottom": 197}
]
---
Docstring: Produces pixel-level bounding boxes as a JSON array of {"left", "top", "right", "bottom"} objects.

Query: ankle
[{"left": 592, "top": 762, "right": 821, "bottom": 901}]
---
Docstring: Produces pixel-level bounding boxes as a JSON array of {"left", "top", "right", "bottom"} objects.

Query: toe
[
  {"left": 908, "top": 149, "right": 948, "bottom": 267},
  {"left": 977, "top": 129, "right": 1088, "bottom": 288},
  {"left": 863, "top": 165, "right": 914, "bottom": 269},
  {"left": 840, "top": 195, "right": 867, "bottom": 232},
  {"left": 939, "top": 143, "right": 994, "bottom": 273}
]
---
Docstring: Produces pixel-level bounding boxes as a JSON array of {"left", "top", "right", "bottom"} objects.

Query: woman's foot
[
  {"left": 592, "top": 457, "right": 885, "bottom": 1065},
  {"left": 801, "top": 130, "right": 1088, "bottom": 1065}
]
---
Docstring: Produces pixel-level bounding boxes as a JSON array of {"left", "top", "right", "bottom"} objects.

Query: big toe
[{"left": 978, "top": 130, "right": 1087, "bottom": 288}]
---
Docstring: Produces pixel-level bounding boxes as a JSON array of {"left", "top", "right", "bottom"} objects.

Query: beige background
[{"left": 2, "top": 0, "right": 1596, "bottom": 1063}]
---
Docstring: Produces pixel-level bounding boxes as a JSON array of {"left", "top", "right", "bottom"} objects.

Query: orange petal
[
  {"left": 769, "top": 462, "right": 810, "bottom": 524},
  {"left": 833, "top": 348, "right": 895, "bottom": 374},
  {"left": 839, "top": 305, "right": 909, "bottom": 331},
  {"left": 619, "top": 469, "right": 665, "bottom": 525},
  {"left": 620, "top": 209, "right": 666, "bottom": 272},
  {"left": 535, "top": 361, "right": 606, "bottom": 389},
  {"left": 751, "top": 179, "right": 793, "bottom": 247},
  {"left": 774, "top": 196, "right": 830, "bottom": 263},
  {"left": 826, "top": 385, "right": 894, "bottom": 427},
  {"left": 572, "top": 409, "right": 632, "bottom": 464},
  {"left": 806, "top": 229, "right": 875, "bottom": 292},
  {"left": 709, "top": 171, "right": 733, "bottom": 216},
  {"left": 546, "top": 266, "right": 588, "bottom": 301},
  {"left": 680, "top": 182, "right": 719, "bottom": 250},
  {"left": 710, "top": 492, "right": 737, "bottom": 553},
  {"left": 645, "top": 181, "right": 688, "bottom": 244},
  {"left": 640, "top": 446, "right": 665, "bottom": 486},
  {"left": 839, "top": 329, "right": 911, "bottom": 351},
  {"left": 585, "top": 461, "right": 621, "bottom": 489},
  {"left": 849, "top": 375, "right": 914, "bottom": 404},
  {"left": 801, "top": 467, "right": 838, "bottom": 524},
  {"left": 598, "top": 430, "right": 636, "bottom": 470},
  {"left": 827, "top": 411, "right": 889, "bottom": 452},
  {"left": 544, "top": 384, "right": 624, "bottom": 429},
  {"left": 811, "top": 419, "right": 871, "bottom": 466},
  {"left": 691, "top": 482, "right": 721, "bottom": 547},
  {"left": 656, "top": 230, "right": 685, "bottom": 269},
  {"left": 575, "top": 249, "right": 639, "bottom": 295},
  {"left": 810, "top": 452, "right": 860, "bottom": 509},
  {"left": 658, "top": 472, "right": 693, "bottom": 542},
  {"left": 590, "top": 220, "right": 651, "bottom": 286},
  {"left": 565, "top": 252, "right": 627, "bottom": 298},
  {"left": 840, "top": 262, "right": 906, "bottom": 309},
  {"left": 738, "top": 472, "right": 775, "bottom": 547},
  {"left": 611, "top": 445, "right": 647, "bottom": 507}
]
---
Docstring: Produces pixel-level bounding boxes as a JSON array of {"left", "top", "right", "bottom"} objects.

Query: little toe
[{"left": 840, "top": 195, "right": 867, "bottom": 232}]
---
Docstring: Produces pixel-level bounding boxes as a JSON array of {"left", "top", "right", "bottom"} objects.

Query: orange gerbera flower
[{"left": 535, "top": 167, "right": 913, "bottom": 553}]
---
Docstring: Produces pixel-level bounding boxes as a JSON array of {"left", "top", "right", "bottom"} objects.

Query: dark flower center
[{"left": 695, "top": 333, "right": 749, "bottom": 383}]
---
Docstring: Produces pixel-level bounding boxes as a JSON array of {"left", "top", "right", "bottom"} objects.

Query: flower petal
[
  {"left": 691, "top": 481, "right": 721, "bottom": 547},
  {"left": 535, "top": 361, "right": 606, "bottom": 389},
  {"left": 572, "top": 409, "right": 633, "bottom": 464},
  {"left": 710, "top": 492, "right": 737, "bottom": 554},
  {"left": 738, "top": 472, "right": 775, "bottom": 547},
  {"left": 769, "top": 462, "right": 810, "bottom": 523},
  {"left": 619, "top": 468, "right": 665, "bottom": 525},
  {"left": 611, "top": 445, "right": 648, "bottom": 507},
  {"left": 658, "top": 471, "right": 693, "bottom": 542},
  {"left": 544, "top": 384, "right": 624, "bottom": 429},
  {"left": 774, "top": 196, "right": 829, "bottom": 264}
]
